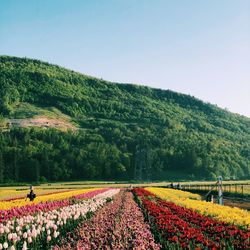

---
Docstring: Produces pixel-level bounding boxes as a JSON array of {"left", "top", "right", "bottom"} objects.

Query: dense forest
[{"left": 0, "top": 56, "right": 249, "bottom": 183}]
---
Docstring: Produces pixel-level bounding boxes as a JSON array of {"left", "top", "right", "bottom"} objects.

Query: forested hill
[{"left": 0, "top": 55, "right": 250, "bottom": 183}]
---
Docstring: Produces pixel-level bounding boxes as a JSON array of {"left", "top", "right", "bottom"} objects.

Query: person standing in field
[{"left": 27, "top": 185, "right": 36, "bottom": 201}]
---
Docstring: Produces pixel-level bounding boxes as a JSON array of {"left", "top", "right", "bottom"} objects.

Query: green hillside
[{"left": 0, "top": 55, "right": 249, "bottom": 183}]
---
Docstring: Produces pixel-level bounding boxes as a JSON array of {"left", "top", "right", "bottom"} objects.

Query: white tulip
[
  {"left": 53, "top": 231, "right": 58, "bottom": 238},
  {"left": 3, "top": 242, "right": 8, "bottom": 249},
  {"left": 22, "top": 241, "right": 27, "bottom": 250}
]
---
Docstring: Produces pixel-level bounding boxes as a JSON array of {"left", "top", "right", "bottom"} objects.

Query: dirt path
[{"left": 223, "top": 198, "right": 250, "bottom": 210}]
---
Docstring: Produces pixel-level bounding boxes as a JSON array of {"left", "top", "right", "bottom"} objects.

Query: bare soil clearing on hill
[{"left": 8, "top": 117, "right": 76, "bottom": 131}]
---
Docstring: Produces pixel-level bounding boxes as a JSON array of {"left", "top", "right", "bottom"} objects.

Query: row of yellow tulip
[
  {"left": 146, "top": 187, "right": 250, "bottom": 228},
  {"left": 147, "top": 187, "right": 201, "bottom": 200},
  {"left": 0, "top": 188, "right": 100, "bottom": 210},
  {"left": 0, "top": 188, "right": 70, "bottom": 201}
]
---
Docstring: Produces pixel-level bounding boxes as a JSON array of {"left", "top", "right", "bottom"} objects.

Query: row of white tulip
[{"left": 0, "top": 189, "right": 120, "bottom": 250}]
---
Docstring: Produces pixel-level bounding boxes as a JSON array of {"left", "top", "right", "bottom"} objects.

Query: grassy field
[{"left": 1, "top": 180, "right": 249, "bottom": 201}]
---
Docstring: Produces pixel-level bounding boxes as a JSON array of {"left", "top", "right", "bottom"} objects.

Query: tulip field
[{"left": 0, "top": 186, "right": 249, "bottom": 249}]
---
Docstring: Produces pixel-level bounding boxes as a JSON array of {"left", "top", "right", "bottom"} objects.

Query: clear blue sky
[{"left": 0, "top": 0, "right": 249, "bottom": 117}]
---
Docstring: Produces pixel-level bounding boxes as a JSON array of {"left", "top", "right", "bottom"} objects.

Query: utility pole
[
  {"left": 218, "top": 176, "right": 223, "bottom": 205},
  {"left": 134, "top": 141, "right": 152, "bottom": 181},
  {"left": 145, "top": 147, "right": 152, "bottom": 181},
  {"left": 134, "top": 145, "right": 142, "bottom": 181},
  {"left": 204, "top": 176, "right": 223, "bottom": 205}
]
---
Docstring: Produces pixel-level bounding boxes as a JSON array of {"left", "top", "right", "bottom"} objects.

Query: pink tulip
[
  {"left": 27, "top": 236, "right": 32, "bottom": 244},
  {"left": 7, "top": 233, "right": 12, "bottom": 240}
]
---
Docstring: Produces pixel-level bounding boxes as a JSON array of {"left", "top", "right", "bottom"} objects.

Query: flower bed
[
  {"left": 146, "top": 187, "right": 250, "bottom": 228},
  {"left": 0, "top": 188, "right": 102, "bottom": 210},
  {"left": 57, "top": 190, "right": 160, "bottom": 250},
  {"left": 0, "top": 188, "right": 109, "bottom": 223},
  {"left": 0, "top": 189, "right": 119, "bottom": 250},
  {"left": 0, "top": 189, "right": 71, "bottom": 202},
  {"left": 134, "top": 188, "right": 250, "bottom": 250}
]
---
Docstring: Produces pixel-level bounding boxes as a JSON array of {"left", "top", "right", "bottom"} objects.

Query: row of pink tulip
[
  {"left": 73, "top": 188, "right": 109, "bottom": 199},
  {"left": 56, "top": 190, "right": 160, "bottom": 250},
  {"left": 0, "top": 188, "right": 109, "bottom": 223},
  {"left": 0, "top": 189, "right": 120, "bottom": 250}
]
